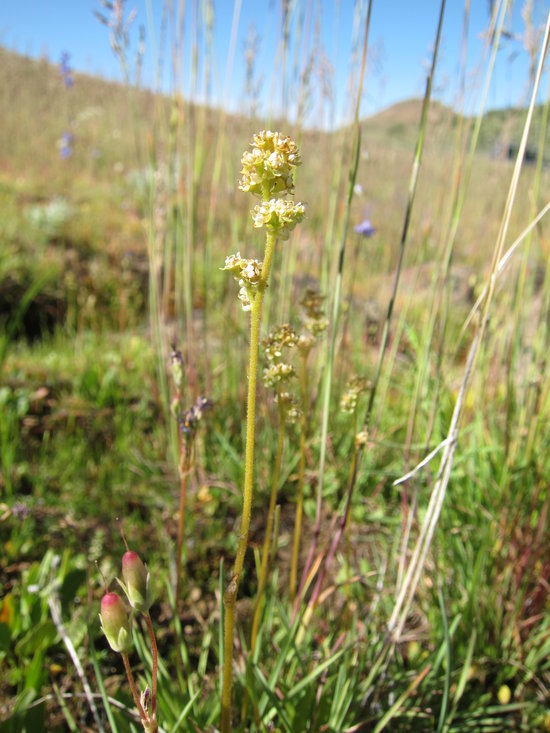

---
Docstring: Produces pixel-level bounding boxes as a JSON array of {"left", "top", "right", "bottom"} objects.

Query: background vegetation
[{"left": 1, "top": 1, "right": 550, "bottom": 729}]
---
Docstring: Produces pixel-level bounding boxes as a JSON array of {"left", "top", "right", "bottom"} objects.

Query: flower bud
[
  {"left": 170, "top": 347, "right": 184, "bottom": 390},
  {"left": 355, "top": 430, "right": 369, "bottom": 448},
  {"left": 100, "top": 592, "right": 132, "bottom": 654},
  {"left": 119, "top": 551, "right": 154, "bottom": 614}
]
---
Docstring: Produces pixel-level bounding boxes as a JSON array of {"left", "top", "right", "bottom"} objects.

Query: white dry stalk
[
  {"left": 392, "top": 436, "right": 454, "bottom": 487},
  {"left": 388, "top": 8, "right": 550, "bottom": 641},
  {"left": 392, "top": 0, "right": 508, "bottom": 617},
  {"left": 387, "top": 330, "right": 477, "bottom": 638},
  {"left": 48, "top": 593, "right": 105, "bottom": 733},
  {"left": 460, "top": 200, "right": 550, "bottom": 337}
]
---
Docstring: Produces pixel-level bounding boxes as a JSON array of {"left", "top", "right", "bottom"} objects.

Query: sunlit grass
[{"left": 1, "top": 2, "right": 550, "bottom": 731}]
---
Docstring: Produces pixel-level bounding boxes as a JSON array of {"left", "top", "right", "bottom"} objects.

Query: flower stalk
[
  {"left": 221, "top": 131, "right": 304, "bottom": 732},
  {"left": 169, "top": 346, "right": 211, "bottom": 601},
  {"left": 290, "top": 291, "right": 328, "bottom": 602},
  {"left": 221, "top": 233, "right": 275, "bottom": 732},
  {"left": 290, "top": 351, "right": 308, "bottom": 602},
  {"left": 251, "top": 325, "right": 300, "bottom": 652}
]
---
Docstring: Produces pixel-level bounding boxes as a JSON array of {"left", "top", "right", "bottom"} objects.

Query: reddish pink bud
[
  {"left": 119, "top": 551, "right": 153, "bottom": 614},
  {"left": 99, "top": 592, "right": 132, "bottom": 653}
]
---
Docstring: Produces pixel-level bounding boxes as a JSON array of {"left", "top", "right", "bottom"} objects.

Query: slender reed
[
  {"left": 293, "top": 0, "right": 371, "bottom": 618},
  {"left": 174, "top": 397, "right": 211, "bottom": 600},
  {"left": 308, "top": 378, "right": 369, "bottom": 610},
  {"left": 388, "top": 5, "right": 550, "bottom": 642},
  {"left": 175, "top": 448, "right": 191, "bottom": 602},
  {"left": 304, "top": 0, "right": 446, "bottom": 632}
]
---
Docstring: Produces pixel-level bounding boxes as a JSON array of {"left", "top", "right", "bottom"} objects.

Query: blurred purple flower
[
  {"left": 12, "top": 502, "right": 29, "bottom": 520},
  {"left": 354, "top": 219, "right": 376, "bottom": 237},
  {"left": 60, "top": 131, "right": 74, "bottom": 159},
  {"left": 59, "top": 51, "right": 74, "bottom": 88}
]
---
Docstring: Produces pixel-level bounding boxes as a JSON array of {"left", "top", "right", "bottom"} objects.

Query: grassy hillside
[
  {"left": 1, "top": 42, "right": 550, "bottom": 732},
  {"left": 2, "top": 47, "right": 547, "bottom": 337}
]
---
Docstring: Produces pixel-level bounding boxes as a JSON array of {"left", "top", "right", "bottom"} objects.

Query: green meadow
[{"left": 1, "top": 3, "right": 550, "bottom": 730}]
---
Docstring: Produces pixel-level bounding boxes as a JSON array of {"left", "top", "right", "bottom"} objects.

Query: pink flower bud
[
  {"left": 119, "top": 551, "right": 153, "bottom": 614},
  {"left": 99, "top": 592, "right": 132, "bottom": 654}
]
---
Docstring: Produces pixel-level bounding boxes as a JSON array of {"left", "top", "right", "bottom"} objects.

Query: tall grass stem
[{"left": 294, "top": 0, "right": 371, "bottom": 616}]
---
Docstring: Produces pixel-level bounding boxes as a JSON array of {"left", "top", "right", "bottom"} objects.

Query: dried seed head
[
  {"left": 276, "top": 391, "right": 302, "bottom": 423},
  {"left": 301, "top": 288, "right": 325, "bottom": 319},
  {"left": 301, "top": 288, "right": 328, "bottom": 335},
  {"left": 263, "top": 324, "right": 298, "bottom": 361},
  {"left": 178, "top": 396, "right": 213, "bottom": 439},
  {"left": 340, "top": 376, "right": 370, "bottom": 414},
  {"left": 170, "top": 346, "right": 184, "bottom": 392}
]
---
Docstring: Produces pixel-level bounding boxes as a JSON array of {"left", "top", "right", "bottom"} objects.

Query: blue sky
[{"left": 1, "top": 1, "right": 548, "bottom": 126}]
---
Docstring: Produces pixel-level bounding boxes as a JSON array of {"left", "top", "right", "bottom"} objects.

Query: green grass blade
[
  {"left": 88, "top": 634, "right": 119, "bottom": 733},
  {"left": 436, "top": 585, "right": 451, "bottom": 733}
]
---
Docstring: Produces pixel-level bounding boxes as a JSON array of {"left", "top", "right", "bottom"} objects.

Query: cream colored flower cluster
[
  {"left": 224, "top": 131, "right": 304, "bottom": 311},
  {"left": 262, "top": 324, "right": 297, "bottom": 390},
  {"left": 239, "top": 130, "right": 301, "bottom": 198},
  {"left": 252, "top": 199, "right": 305, "bottom": 240},
  {"left": 355, "top": 429, "right": 369, "bottom": 447},
  {"left": 263, "top": 361, "right": 296, "bottom": 388},
  {"left": 221, "top": 252, "right": 263, "bottom": 312}
]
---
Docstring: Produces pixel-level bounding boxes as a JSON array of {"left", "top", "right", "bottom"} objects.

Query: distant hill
[
  {"left": 1, "top": 45, "right": 547, "bottom": 177},
  {"left": 367, "top": 98, "right": 455, "bottom": 129},
  {"left": 363, "top": 96, "right": 549, "bottom": 164}
]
